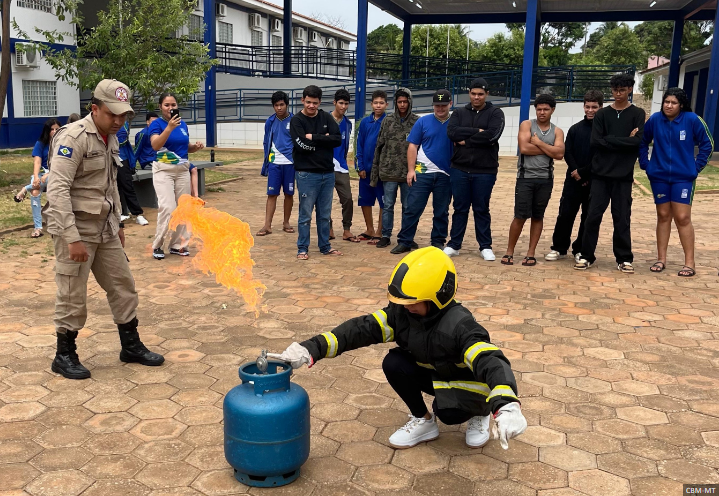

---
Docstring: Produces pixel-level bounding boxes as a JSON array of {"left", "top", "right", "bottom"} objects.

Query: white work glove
[
  {"left": 491, "top": 402, "right": 527, "bottom": 450},
  {"left": 267, "top": 342, "right": 313, "bottom": 369}
]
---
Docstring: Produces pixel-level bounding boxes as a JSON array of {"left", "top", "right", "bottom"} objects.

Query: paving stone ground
[{"left": 2, "top": 158, "right": 719, "bottom": 496}]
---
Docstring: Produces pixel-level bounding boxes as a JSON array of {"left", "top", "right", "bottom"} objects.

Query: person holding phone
[{"left": 149, "top": 93, "right": 204, "bottom": 260}]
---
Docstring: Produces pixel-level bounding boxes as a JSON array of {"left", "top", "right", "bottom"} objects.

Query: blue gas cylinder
[{"left": 223, "top": 360, "right": 310, "bottom": 487}]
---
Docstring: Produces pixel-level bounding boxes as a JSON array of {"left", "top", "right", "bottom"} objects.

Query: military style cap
[
  {"left": 92, "top": 79, "right": 135, "bottom": 117},
  {"left": 433, "top": 89, "right": 452, "bottom": 105}
]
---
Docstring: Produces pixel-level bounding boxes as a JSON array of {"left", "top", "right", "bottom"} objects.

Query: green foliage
[
  {"left": 586, "top": 22, "right": 619, "bottom": 51},
  {"left": 404, "top": 24, "right": 481, "bottom": 60},
  {"left": 633, "top": 20, "right": 712, "bottom": 59},
  {"left": 640, "top": 73, "right": 655, "bottom": 97},
  {"left": 367, "top": 24, "right": 402, "bottom": 53},
  {"left": 475, "top": 29, "right": 526, "bottom": 66},
  {"left": 14, "top": 0, "right": 216, "bottom": 109},
  {"left": 506, "top": 22, "right": 586, "bottom": 65},
  {"left": 592, "top": 25, "right": 645, "bottom": 68}
]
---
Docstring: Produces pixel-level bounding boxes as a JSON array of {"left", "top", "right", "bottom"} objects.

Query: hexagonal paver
[
  {"left": 344, "top": 393, "right": 393, "bottom": 410},
  {"left": 566, "top": 377, "right": 612, "bottom": 393},
  {"left": 569, "top": 469, "right": 630, "bottom": 496},
  {"left": 658, "top": 459, "right": 719, "bottom": 483},
  {"left": 0, "top": 401, "right": 47, "bottom": 421},
  {"left": 516, "top": 426, "right": 566, "bottom": 447},
  {"left": 301, "top": 456, "right": 355, "bottom": 484},
  {"left": 596, "top": 452, "right": 658, "bottom": 478},
  {"left": 616, "top": 406, "right": 668, "bottom": 425},
  {"left": 25, "top": 469, "right": 93, "bottom": 496},
  {"left": 323, "top": 420, "right": 377, "bottom": 443},
  {"left": 448, "top": 453, "right": 508, "bottom": 481},
  {"left": 30, "top": 447, "right": 94, "bottom": 471},
  {"left": 612, "top": 380, "right": 660, "bottom": 396},
  {"left": 79, "top": 480, "right": 149, "bottom": 496},
  {"left": 185, "top": 445, "right": 228, "bottom": 471},
  {"left": 134, "top": 439, "right": 194, "bottom": 463},
  {"left": 311, "top": 403, "right": 360, "bottom": 422},
  {"left": 631, "top": 476, "right": 684, "bottom": 496},
  {"left": 0, "top": 439, "right": 43, "bottom": 463},
  {"left": 135, "top": 461, "right": 201, "bottom": 489},
  {"left": 567, "top": 432, "right": 622, "bottom": 454},
  {"left": 35, "top": 425, "right": 91, "bottom": 448},
  {"left": 131, "top": 419, "right": 188, "bottom": 442},
  {"left": 508, "top": 461, "right": 568, "bottom": 490},
  {"left": 539, "top": 445, "right": 597, "bottom": 471},
  {"left": 84, "top": 432, "right": 142, "bottom": 455},
  {"left": 84, "top": 412, "right": 140, "bottom": 434},
  {"left": 0, "top": 385, "right": 50, "bottom": 403},
  {"left": 81, "top": 454, "right": 146, "bottom": 479},
  {"left": 83, "top": 395, "right": 138, "bottom": 414},
  {"left": 335, "top": 440, "right": 393, "bottom": 466},
  {"left": 353, "top": 464, "right": 413, "bottom": 491},
  {"left": 648, "top": 424, "right": 705, "bottom": 446},
  {"left": 191, "top": 468, "right": 247, "bottom": 495},
  {"left": 593, "top": 419, "right": 646, "bottom": 440},
  {"left": 171, "top": 388, "right": 221, "bottom": 406},
  {"left": 392, "top": 445, "right": 450, "bottom": 474},
  {"left": 128, "top": 399, "right": 182, "bottom": 420}
]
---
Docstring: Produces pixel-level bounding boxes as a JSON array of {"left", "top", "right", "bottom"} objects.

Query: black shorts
[{"left": 514, "top": 178, "right": 553, "bottom": 219}]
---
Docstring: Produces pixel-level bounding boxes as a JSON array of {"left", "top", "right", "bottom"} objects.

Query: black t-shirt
[
  {"left": 289, "top": 110, "right": 342, "bottom": 173},
  {"left": 590, "top": 105, "right": 645, "bottom": 182}
]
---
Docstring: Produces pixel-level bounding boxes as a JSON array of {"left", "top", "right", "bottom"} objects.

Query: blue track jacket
[
  {"left": 262, "top": 112, "right": 294, "bottom": 176},
  {"left": 639, "top": 111, "right": 714, "bottom": 182},
  {"left": 332, "top": 115, "right": 352, "bottom": 172},
  {"left": 356, "top": 113, "right": 386, "bottom": 173},
  {"left": 117, "top": 122, "right": 137, "bottom": 169}
]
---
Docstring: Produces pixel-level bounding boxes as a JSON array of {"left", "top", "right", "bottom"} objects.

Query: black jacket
[
  {"left": 590, "top": 105, "right": 645, "bottom": 182},
  {"left": 447, "top": 102, "right": 505, "bottom": 174},
  {"left": 290, "top": 110, "right": 342, "bottom": 173},
  {"left": 301, "top": 301, "right": 519, "bottom": 415},
  {"left": 564, "top": 117, "right": 594, "bottom": 181}
]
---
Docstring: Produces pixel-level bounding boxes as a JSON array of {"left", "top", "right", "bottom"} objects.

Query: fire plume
[{"left": 169, "top": 195, "right": 266, "bottom": 315}]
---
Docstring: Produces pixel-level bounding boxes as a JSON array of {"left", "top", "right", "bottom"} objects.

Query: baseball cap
[
  {"left": 470, "top": 78, "right": 489, "bottom": 91},
  {"left": 92, "top": 79, "right": 135, "bottom": 117},
  {"left": 433, "top": 89, "right": 452, "bottom": 105}
]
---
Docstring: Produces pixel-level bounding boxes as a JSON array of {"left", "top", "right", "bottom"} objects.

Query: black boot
[
  {"left": 118, "top": 318, "right": 165, "bottom": 366},
  {"left": 51, "top": 330, "right": 91, "bottom": 379}
]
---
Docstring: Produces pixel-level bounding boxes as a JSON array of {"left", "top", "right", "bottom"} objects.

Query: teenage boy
[
  {"left": 391, "top": 89, "right": 454, "bottom": 255},
  {"left": 134, "top": 112, "right": 159, "bottom": 170},
  {"left": 445, "top": 77, "right": 505, "bottom": 261},
  {"left": 290, "top": 85, "right": 343, "bottom": 260},
  {"left": 575, "top": 74, "right": 644, "bottom": 273},
  {"left": 258, "top": 91, "right": 295, "bottom": 236},
  {"left": 371, "top": 88, "right": 419, "bottom": 249},
  {"left": 329, "top": 89, "right": 359, "bottom": 242},
  {"left": 501, "top": 94, "right": 565, "bottom": 267},
  {"left": 116, "top": 121, "right": 149, "bottom": 226},
  {"left": 356, "top": 90, "right": 388, "bottom": 244},
  {"left": 545, "top": 90, "right": 603, "bottom": 263}
]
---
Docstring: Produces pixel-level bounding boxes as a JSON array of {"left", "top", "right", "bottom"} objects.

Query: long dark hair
[
  {"left": 38, "top": 118, "right": 61, "bottom": 145},
  {"left": 662, "top": 87, "right": 692, "bottom": 114},
  {"left": 159, "top": 93, "right": 177, "bottom": 106}
]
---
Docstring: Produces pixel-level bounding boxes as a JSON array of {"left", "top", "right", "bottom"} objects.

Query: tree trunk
[{"left": 0, "top": 0, "right": 11, "bottom": 137}]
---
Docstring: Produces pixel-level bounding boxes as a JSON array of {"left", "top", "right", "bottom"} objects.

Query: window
[
  {"left": 17, "top": 0, "right": 52, "bottom": 13},
  {"left": 189, "top": 14, "right": 204, "bottom": 41},
  {"left": 22, "top": 80, "right": 56, "bottom": 117},
  {"left": 218, "top": 21, "right": 233, "bottom": 44},
  {"left": 251, "top": 30, "right": 263, "bottom": 47},
  {"left": 271, "top": 35, "right": 282, "bottom": 47}
]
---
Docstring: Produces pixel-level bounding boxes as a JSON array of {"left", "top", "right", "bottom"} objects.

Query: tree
[
  {"left": 367, "top": 24, "right": 402, "bottom": 53},
  {"left": 475, "top": 29, "right": 526, "bottom": 66},
  {"left": 506, "top": 22, "right": 586, "bottom": 65},
  {"left": 0, "top": 0, "right": 10, "bottom": 136},
  {"left": 310, "top": 12, "right": 346, "bottom": 31},
  {"left": 586, "top": 22, "right": 619, "bottom": 51},
  {"left": 405, "top": 24, "right": 480, "bottom": 60},
  {"left": 634, "top": 20, "right": 712, "bottom": 58},
  {"left": 16, "top": 0, "right": 216, "bottom": 109},
  {"left": 592, "top": 24, "right": 645, "bottom": 68}
]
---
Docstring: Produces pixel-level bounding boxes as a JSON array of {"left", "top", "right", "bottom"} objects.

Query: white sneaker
[
  {"left": 480, "top": 249, "right": 496, "bottom": 261},
  {"left": 465, "top": 415, "right": 491, "bottom": 448},
  {"left": 120, "top": 214, "right": 131, "bottom": 222},
  {"left": 574, "top": 253, "right": 582, "bottom": 264},
  {"left": 388, "top": 414, "right": 440, "bottom": 449},
  {"left": 574, "top": 258, "right": 593, "bottom": 270},
  {"left": 443, "top": 247, "right": 460, "bottom": 258},
  {"left": 135, "top": 215, "right": 149, "bottom": 226},
  {"left": 544, "top": 250, "right": 566, "bottom": 261}
]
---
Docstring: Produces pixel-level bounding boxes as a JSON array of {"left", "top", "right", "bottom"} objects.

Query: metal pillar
[
  {"left": 704, "top": 7, "right": 719, "bottom": 147},
  {"left": 203, "top": 0, "right": 217, "bottom": 152},
  {"left": 283, "top": 0, "right": 292, "bottom": 76},
  {"left": 668, "top": 19, "right": 684, "bottom": 89},
  {"left": 519, "top": 0, "right": 540, "bottom": 123},
  {"left": 402, "top": 21, "right": 412, "bottom": 82},
  {"left": 355, "top": 0, "right": 369, "bottom": 119}
]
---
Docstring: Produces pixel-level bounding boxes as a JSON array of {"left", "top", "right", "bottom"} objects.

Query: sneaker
[
  {"left": 390, "top": 243, "right": 412, "bottom": 255},
  {"left": 574, "top": 258, "right": 592, "bottom": 270},
  {"left": 443, "top": 247, "right": 460, "bottom": 257},
  {"left": 617, "top": 262, "right": 635, "bottom": 274},
  {"left": 120, "top": 214, "right": 131, "bottom": 222},
  {"left": 480, "top": 248, "right": 496, "bottom": 261},
  {"left": 465, "top": 415, "right": 491, "bottom": 448},
  {"left": 170, "top": 248, "right": 190, "bottom": 257},
  {"left": 153, "top": 248, "right": 165, "bottom": 260},
  {"left": 388, "top": 414, "right": 440, "bottom": 449},
  {"left": 135, "top": 215, "right": 149, "bottom": 226},
  {"left": 574, "top": 253, "right": 582, "bottom": 264},
  {"left": 375, "top": 237, "right": 391, "bottom": 248},
  {"left": 544, "top": 250, "right": 566, "bottom": 261}
]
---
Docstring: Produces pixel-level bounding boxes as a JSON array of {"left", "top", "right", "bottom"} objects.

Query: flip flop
[
  {"left": 357, "top": 233, "right": 373, "bottom": 241},
  {"left": 678, "top": 266, "right": 696, "bottom": 277},
  {"left": 31, "top": 229, "right": 43, "bottom": 238},
  {"left": 367, "top": 237, "right": 382, "bottom": 245},
  {"left": 256, "top": 229, "right": 272, "bottom": 236},
  {"left": 282, "top": 227, "right": 295, "bottom": 233},
  {"left": 650, "top": 261, "right": 666, "bottom": 273},
  {"left": 501, "top": 255, "right": 513, "bottom": 265},
  {"left": 297, "top": 252, "right": 309, "bottom": 260},
  {"left": 522, "top": 256, "right": 537, "bottom": 267},
  {"left": 343, "top": 236, "right": 361, "bottom": 242},
  {"left": 323, "top": 249, "right": 343, "bottom": 256}
]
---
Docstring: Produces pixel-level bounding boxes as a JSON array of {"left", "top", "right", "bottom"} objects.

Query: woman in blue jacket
[{"left": 639, "top": 88, "right": 714, "bottom": 277}]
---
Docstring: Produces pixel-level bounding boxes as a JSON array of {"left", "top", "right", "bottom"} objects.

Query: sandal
[
  {"left": 367, "top": 237, "right": 382, "bottom": 245},
  {"left": 650, "top": 261, "right": 666, "bottom": 273},
  {"left": 282, "top": 227, "right": 295, "bottom": 233},
  {"left": 256, "top": 228, "right": 272, "bottom": 236},
  {"left": 501, "top": 255, "right": 513, "bottom": 265},
  {"left": 297, "top": 252, "right": 309, "bottom": 260},
  {"left": 522, "top": 256, "right": 537, "bottom": 267},
  {"left": 617, "top": 262, "right": 635, "bottom": 274},
  {"left": 323, "top": 249, "right": 343, "bottom": 256},
  {"left": 14, "top": 189, "right": 27, "bottom": 203},
  {"left": 357, "top": 233, "right": 373, "bottom": 241},
  {"left": 343, "top": 236, "right": 361, "bottom": 243},
  {"left": 31, "top": 228, "right": 43, "bottom": 238},
  {"left": 678, "top": 266, "right": 696, "bottom": 277}
]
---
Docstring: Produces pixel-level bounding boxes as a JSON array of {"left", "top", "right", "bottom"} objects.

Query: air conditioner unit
[
  {"left": 340, "top": 40, "right": 348, "bottom": 49},
  {"left": 311, "top": 31, "right": 319, "bottom": 43},
  {"left": 272, "top": 19, "right": 281, "bottom": 32},
  {"left": 249, "top": 13, "right": 261, "bottom": 29},
  {"left": 327, "top": 37, "right": 335, "bottom": 48},
  {"left": 293, "top": 26, "right": 305, "bottom": 41},
  {"left": 216, "top": 3, "right": 227, "bottom": 17},
  {"left": 15, "top": 43, "right": 39, "bottom": 69}
]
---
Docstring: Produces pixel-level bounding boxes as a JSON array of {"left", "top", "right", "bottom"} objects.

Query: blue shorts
[
  {"left": 650, "top": 180, "right": 695, "bottom": 205},
  {"left": 267, "top": 163, "right": 295, "bottom": 196},
  {"left": 358, "top": 175, "right": 384, "bottom": 208}
]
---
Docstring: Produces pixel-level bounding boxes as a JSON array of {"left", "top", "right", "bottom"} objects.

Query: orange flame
[{"left": 169, "top": 195, "right": 266, "bottom": 315}]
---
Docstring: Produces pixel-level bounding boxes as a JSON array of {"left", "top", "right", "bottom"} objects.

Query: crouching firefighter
[{"left": 269, "top": 247, "right": 527, "bottom": 449}]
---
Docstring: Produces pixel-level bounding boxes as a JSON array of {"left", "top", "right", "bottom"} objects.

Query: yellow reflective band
[
  {"left": 464, "top": 342, "right": 499, "bottom": 368},
  {"left": 432, "top": 380, "right": 490, "bottom": 396},
  {"left": 416, "top": 362, "right": 435, "bottom": 370},
  {"left": 372, "top": 310, "right": 395, "bottom": 343},
  {"left": 321, "top": 332, "right": 339, "bottom": 358},
  {"left": 487, "top": 385, "right": 518, "bottom": 402}
]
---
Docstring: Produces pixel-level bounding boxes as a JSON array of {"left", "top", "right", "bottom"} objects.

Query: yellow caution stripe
[
  {"left": 372, "top": 310, "right": 395, "bottom": 343},
  {"left": 416, "top": 362, "right": 435, "bottom": 369},
  {"left": 432, "top": 380, "right": 490, "bottom": 396},
  {"left": 487, "top": 385, "right": 518, "bottom": 402},
  {"left": 321, "top": 332, "right": 339, "bottom": 358},
  {"left": 464, "top": 341, "right": 499, "bottom": 368}
]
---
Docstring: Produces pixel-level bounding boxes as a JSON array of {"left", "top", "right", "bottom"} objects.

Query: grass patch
[
  {"left": 635, "top": 164, "right": 719, "bottom": 193},
  {"left": 193, "top": 149, "right": 263, "bottom": 165},
  {"left": 0, "top": 194, "right": 35, "bottom": 230},
  {"left": 0, "top": 151, "right": 34, "bottom": 188},
  {"left": 205, "top": 169, "right": 238, "bottom": 184},
  {"left": 206, "top": 186, "right": 225, "bottom": 193}
]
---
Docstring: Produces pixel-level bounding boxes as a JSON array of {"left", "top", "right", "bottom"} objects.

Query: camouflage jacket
[{"left": 370, "top": 87, "right": 419, "bottom": 185}]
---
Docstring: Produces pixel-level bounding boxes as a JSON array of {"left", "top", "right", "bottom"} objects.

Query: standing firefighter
[
  {"left": 45, "top": 79, "right": 165, "bottom": 379},
  {"left": 270, "top": 247, "right": 526, "bottom": 449}
]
